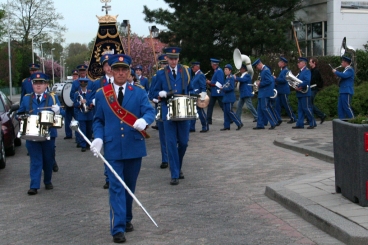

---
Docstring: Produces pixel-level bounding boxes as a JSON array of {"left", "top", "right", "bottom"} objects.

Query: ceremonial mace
[{"left": 70, "top": 121, "right": 158, "bottom": 228}]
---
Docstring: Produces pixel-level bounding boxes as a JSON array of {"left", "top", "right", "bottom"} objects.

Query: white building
[{"left": 295, "top": 0, "right": 368, "bottom": 56}]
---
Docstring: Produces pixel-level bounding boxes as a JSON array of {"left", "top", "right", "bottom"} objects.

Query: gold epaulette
[
  {"left": 135, "top": 84, "right": 145, "bottom": 89},
  {"left": 24, "top": 93, "right": 31, "bottom": 97},
  {"left": 158, "top": 68, "right": 164, "bottom": 70},
  {"left": 22, "top": 78, "right": 27, "bottom": 83},
  {"left": 96, "top": 88, "right": 102, "bottom": 93},
  {"left": 182, "top": 65, "right": 189, "bottom": 69}
]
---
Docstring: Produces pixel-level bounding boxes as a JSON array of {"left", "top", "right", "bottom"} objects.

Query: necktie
[
  {"left": 172, "top": 69, "right": 176, "bottom": 79},
  {"left": 37, "top": 95, "right": 41, "bottom": 104},
  {"left": 118, "top": 87, "right": 124, "bottom": 105},
  {"left": 83, "top": 92, "right": 86, "bottom": 97},
  {"left": 109, "top": 78, "right": 111, "bottom": 84}
]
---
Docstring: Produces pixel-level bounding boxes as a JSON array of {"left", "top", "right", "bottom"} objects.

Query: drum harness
[
  {"left": 28, "top": 93, "right": 56, "bottom": 113},
  {"left": 163, "top": 65, "right": 190, "bottom": 97}
]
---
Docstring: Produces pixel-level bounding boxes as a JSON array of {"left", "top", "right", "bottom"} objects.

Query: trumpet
[
  {"left": 285, "top": 71, "right": 309, "bottom": 93},
  {"left": 78, "top": 92, "right": 90, "bottom": 113}
]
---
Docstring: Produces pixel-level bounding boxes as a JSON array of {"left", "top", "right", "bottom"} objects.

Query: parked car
[
  {"left": 0, "top": 120, "right": 6, "bottom": 169},
  {"left": 0, "top": 91, "right": 21, "bottom": 157}
]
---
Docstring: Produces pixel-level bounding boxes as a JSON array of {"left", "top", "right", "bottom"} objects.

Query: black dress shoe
[
  {"left": 287, "top": 119, "right": 295, "bottom": 124},
  {"left": 113, "top": 232, "right": 126, "bottom": 243},
  {"left": 27, "top": 189, "right": 37, "bottom": 195},
  {"left": 53, "top": 163, "right": 59, "bottom": 172},
  {"left": 253, "top": 119, "right": 257, "bottom": 122},
  {"left": 170, "top": 178, "right": 179, "bottom": 185},
  {"left": 292, "top": 126, "right": 304, "bottom": 129},
  {"left": 304, "top": 122, "right": 309, "bottom": 125},
  {"left": 236, "top": 124, "right": 243, "bottom": 131},
  {"left": 160, "top": 162, "right": 168, "bottom": 169},
  {"left": 103, "top": 182, "right": 109, "bottom": 189},
  {"left": 81, "top": 148, "right": 86, "bottom": 152},
  {"left": 200, "top": 129, "right": 208, "bottom": 133},
  {"left": 76, "top": 144, "right": 81, "bottom": 148},
  {"left": 276, "top": 121, "right": 282, "bottom": 126},
  {"left": 253, "top": 127, "right": 265, "bottom": 130},
  {"left": 189, "top": 130, "right": 195, "bottom": 132},
  {"left": 179, "top": 171, "right": 185, "bottom": 179},
  {"left": 125, "top": 222, "right": 134, "bottom": 232},
  {"left": 269, "top": 126, "right": 276, "bottom": 130},
  {"left": 45, "top": 183, "right": 53, "bottom": 190},
  {"left": 307, "top": 126, "right": 315, "bottom": 129},
  {"left": 320, "top": 115, "right": 326, "bottom": 124},
  {"left": 151, "top": 125, "right": 159, "bottom": 130},
  {"left": 220, "top": 128, "right": 230, "bottom": 131},
  {"left": 208, "top": 121, "right": 212, "bottom": 125},
  {"left": 64, "top": 136, "right": 72, "bottom": 139}
]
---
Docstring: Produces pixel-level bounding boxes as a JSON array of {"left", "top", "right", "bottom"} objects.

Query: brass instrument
[
  {"left": 78, "top": 92, "right": 90, "bottom": 113},
  {"left": 233, "top": 48, "right": 254, "bottom": 79},
  {"left": 285, "top": 71, "right": 309, "bottom": 93},
  {"left": 341, "top": 37, "right": 357, "bottom": 72}
]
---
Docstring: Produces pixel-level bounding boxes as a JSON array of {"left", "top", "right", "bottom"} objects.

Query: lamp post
[
  {"left": 121, "top": 20, "right": 131, "bottom": 55},
  {"left": 7, "top": 0, "right": 12, "bottom": 100},
  {"left": 63, "top": 62, "right": 66, "bottom": 81},
  {"left": 291, "top": 21, "right": 303, "bottom": 57},
  {"left": 149, "top": 26, "right": 159, "bottom": 69},
  {"left": 59, "top": 55, "right": 63, "bottom": 82},
  {"left": 31, "top": 37, "right": 34, "bottom": 64},
  {"left": 51, "top": 48, "right": 55, "bottom": 85},
  {"left": 40, "top": 42, "right": 45, "bottom": 73}
]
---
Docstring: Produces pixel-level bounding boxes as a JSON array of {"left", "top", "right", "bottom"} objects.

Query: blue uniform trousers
[
  {"left": 296, "top": 97, "right": 317, "bottom": 128},
  {"left": 276, "top": 94, "right": 296, "bottom": 121},
  {"left": 164, "top": 120, "right": 190, "bottom": 179},
  {"left": 78, "top": 120, "right": 92, "bottom": 148},
  {"left": 64, "top": 106, "right": 74, "bottom": 138},
  {"left": 236, "top": 97, "right": 258, "bottom": 120},
  {"left": 26, "top": 138, "right": 55, "bottom": 189},
  {"left": 190, "top": 106, "right": 208, "bottom": 131},
  {"left": 310, "top": 89, "right": 325, "bottom": 119},
  {"left": 223, "top": 102, "right": 242, "bottom": 129},
  {"left": 74, "top": 108, "right": 82, "bottom": 144},
  {"left": 338, "top": 93, "right": 354, "bottom": 119},
  {"left": 158, "top": 121, "right": 168, "bottom": 163},
  {"left": 269, "top": 98, "right": 282, "bottom": 123},
  {"left": 206, "top": 96, "right": 223, "bottom": 123},
  {"left": 107, "top": 158, "right": 141, "bottom": 235},
  {"left": 257, "top": 98, "right": 276, "bottom": 128}
]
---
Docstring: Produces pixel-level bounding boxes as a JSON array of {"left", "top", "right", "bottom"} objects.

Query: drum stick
[
  {"left": 37, "top": 105, "right": 65, "bottom": 110},
  {"left": 69, "top": 121, "right": 158, "bottom": 228}
]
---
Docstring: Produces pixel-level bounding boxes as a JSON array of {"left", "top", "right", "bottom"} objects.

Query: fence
[{"left": 0, "top": 87, "right": 21, "bottom": 96}]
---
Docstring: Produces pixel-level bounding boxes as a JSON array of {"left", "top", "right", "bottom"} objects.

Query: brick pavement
[{"left": 0, "top": 98, "right": 343, "bottom": 244}]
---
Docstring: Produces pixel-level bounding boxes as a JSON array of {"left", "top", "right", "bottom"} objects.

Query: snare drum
[
  {"left": 19, "top": 115, "right": 47, "bottom": 141},
  {"left": 167, "top": 96, "right": 198, "bottom": 121},
  {"left": 52, "top": 115, "right": 64, "bottom": 128},
  {"left": 38, "top": 110, "right": 55, "bottom": 126}
]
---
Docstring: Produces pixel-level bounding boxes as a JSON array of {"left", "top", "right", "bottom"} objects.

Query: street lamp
[
  {"left": 59, "top": 55, "right": 63, "bottom": 82},
  {"left": 7, "top": 0, "right": 12, "bottom": 100},
  {"left": 63, "top": 62, "right": 66, "bottom": 80},
  {"left": 291, "top": 21, "right": 303, "bottom": 57},
  {"left": 149, "top": 26, "right": 160, "bottom": 69},
  {"left": 51, "top": 48, "right": 55, "bottom": 85},
  {"left": 40, "top": 42, "right": 45, "bottom": 73},
  {"left": 121, "top": 20, "right": 131, "bottom": 55}
]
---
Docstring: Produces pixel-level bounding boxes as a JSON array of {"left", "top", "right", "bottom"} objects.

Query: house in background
[{"left": 295, "top": 0, "right": 368, "bottom": 56}]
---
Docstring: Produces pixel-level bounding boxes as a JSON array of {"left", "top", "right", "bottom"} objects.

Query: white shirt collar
[
  {"left": 112, "top": 82, "right": 127, "bottom": 96},
  {"left": 106, "top": 75, "right": 114, "bottom": 83},
  {"left": 170, "top": 65, "right": 177, "bottom": 75},
  {"left": 195, "top": 69, "right": 201, "bottom": 75}
]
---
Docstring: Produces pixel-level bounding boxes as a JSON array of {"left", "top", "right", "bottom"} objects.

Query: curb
[
  {"left": 273, "top": 139, "right": 334, "bottom": 163},
  {"left": 265, "top": 175, "right": 368, "bottom": 245}
]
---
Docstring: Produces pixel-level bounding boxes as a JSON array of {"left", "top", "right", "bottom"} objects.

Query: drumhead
[{"left": 61, "top": 82, "right": 73, "bottom": 107}]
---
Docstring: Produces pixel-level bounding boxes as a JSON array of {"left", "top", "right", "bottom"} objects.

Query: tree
[
  {"left": 64, "top": 43, "right": 90, "bottom": 73},
  {"left": 143, "top": 0, "right": 302, "bottom": 70}
]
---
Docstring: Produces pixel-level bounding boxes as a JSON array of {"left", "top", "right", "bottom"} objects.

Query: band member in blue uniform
[
  {"left": 219, "top": 64, "right": 243, "bottom": 131},
  {"left": 149, "top": 54, "right": 169, "bottom": 168},
  {"left": 95, "top": 54, "right": 113, "bottom": 90},
  {"left": 273, "top": 57, "right": 296, "bottom": 124},
  {"left": 91, "top": 54, "right": 155, "bottom": 243},
  {"left": 64, "top": 70, "right": 79, "bottom": 140},
  {"left": 333, "top": 56, "right": 355, "bottom": 119},
  {"left": 292, "top": 57, "right": 317, "bottom": 129},
  {"left": 73, "top": 78, "right": 94, "bottom": 152},
  {"left": 235, "top": 64, "right": 258, "bottom": 122},
  {"left": 152, "top": 47, "right": 192, "bottom": 185},
  {"left": 17, "top": 72, "right": 64, "bottom": 195},
  {"left": 206, "top": 58, "right": 224, "bottom": 124},
  {"left": 309, "top": 57, "right": 327, "bottom": 123},
  {"left": 252, "top": 59, "right": 277, "bottom": 130},
  {"left": 20, "top": 64, "right": 40, "bottom": 103},
  {"left": 189, "top": 61, "right": 209, "bottom": 133},
  {"left": 135, "top": 65, "right": 149, "bottom": 92}
]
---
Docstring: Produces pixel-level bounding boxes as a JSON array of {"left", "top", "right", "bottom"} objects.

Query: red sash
[{"left": 102, "top": 84, "right": 149, "bottom": 139}]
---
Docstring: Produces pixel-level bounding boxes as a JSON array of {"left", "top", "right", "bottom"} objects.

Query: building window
[{"left": 296, "top": 21, "right": 327, "bottom": 56}]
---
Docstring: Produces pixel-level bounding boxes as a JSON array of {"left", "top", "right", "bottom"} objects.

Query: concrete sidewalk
[{"left": 268, "top": 118, "right": 368, "bottom": 245}]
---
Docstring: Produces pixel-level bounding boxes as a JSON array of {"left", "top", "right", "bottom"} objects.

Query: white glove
[
  {"left": 51, "top": 104, "right": 60, "bottom": 115},
  {"left": 153, "top": 98, "right": 159, "bottom": 103},
  {"left": 215, "top": 81, "right": 223, "bottom": 89},
  {"left": 92, "top": 98, "right": 95, "bottom": 106},
  {"left": 133, "top": 118, "right": 147, "bottom": 131},
  {"left": 200, "top": 92, "right": 207, "bottom": 101},
  {"left": 90, "top": 138, "right": 103, "bottom": 158},
  {"left": 159, "top": 91, "right": 167, "bottom": 98}
]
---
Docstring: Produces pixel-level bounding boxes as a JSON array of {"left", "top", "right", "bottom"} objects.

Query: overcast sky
[{"left": 1, "top": 0, "right": 170, "bottom": 45}]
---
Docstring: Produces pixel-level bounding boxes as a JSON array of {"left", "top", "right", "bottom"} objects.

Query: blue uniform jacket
[
  {"left": 94, "top": 76, "right": 110, "bottom": 91},
  {"left": 148, "top": 75, "right": 157, "bottom": 101},
  {"left": 18, "top": 92, "right": 65, "bottom": 138},
  {"left": 73, "top": 88, "right": 94, "bottom": 121},
  {"left": 189, "top": 70, "right": 206, "bottom": 95},
  {"left": 70, "top": 78, "right": 95, "bottom": 102},
  {"left": 258, "top": 66, "right": 275, "bottom": 99},
  {"left": 336, "top": 67, "right": 354, "bottom": 94},
  {"left": 236, "top": 73, "right": 253, "bottom": 98},
  {"left": 152, "top": 64, "right": 192, "bottom": 121},
  {"left": 275, "top": 67, "right": 290, "bottom": 95},
  {"left": 21, "top": 77, "right": 34, "bottom": 102},
  {"left": 222, "top": 76, "right": 236, "bottom": 103},
  {"left": 209, "top": 68, "right": 225, "bottom": 97},
  {"left": 93, "top": 84, "right": 155, "bottom": 160},
  {"left": 296, "top": 67, "right": 311, "bottom": 97},
  {"left": 139, "top": 76, "right": 149, "bottom": 92}
]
